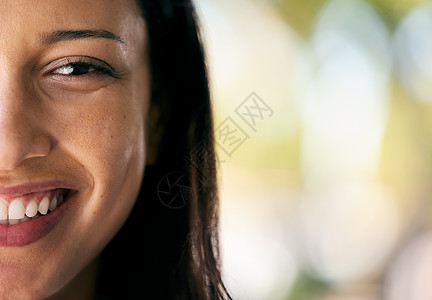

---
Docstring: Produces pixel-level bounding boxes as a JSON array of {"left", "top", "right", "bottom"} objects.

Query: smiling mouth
[{"left": 0, "top": 189, "right": 72, "bottom": 225}]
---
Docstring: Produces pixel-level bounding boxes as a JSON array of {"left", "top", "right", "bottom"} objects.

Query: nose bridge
[
  {"left": 0, "top": 76, "right": 25, "bottom": 114},
  {"left": 0, "top": 74, "right": 28, "bottom": 134},
  {"left": 0, "top": 85, "right": 29, "bottom": 143},
  {"left": 0, "top": 75, "right": 51, "bottom": 171}
]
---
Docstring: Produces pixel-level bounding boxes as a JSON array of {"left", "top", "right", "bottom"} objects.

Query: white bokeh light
[
  {"left": 298, "top": 0, "right": 398, "bottom": 287},
  {"left": 299, "top": 182, "right": 399, "bottom": 284},
  {"left": 394, "top": 2, "right": 432, "bottom": 103},
  {"left": 300, "top": 0, "right": 391, "bottom": 187}
]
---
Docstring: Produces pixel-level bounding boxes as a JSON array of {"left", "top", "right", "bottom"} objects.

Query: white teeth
[
  {"left": 0, "top": 201, "right": 7, "bottom": 221},
  {"left": 26, "top": 200, "right": 38, "bottom": 218},
  {"left": 0, "top": 192, "right": 66, "bottom": 225},
  {"left": 49, "top": 197, "right": 57, "bottom": 211},
  {"left": 9, "top": 199, "right": 25, "bottom": 220},
  {"left": 39, "top": 197, "right": 50, "bottom": 215}
]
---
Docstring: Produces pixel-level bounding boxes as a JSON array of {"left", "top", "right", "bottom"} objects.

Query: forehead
[{"left": 0, "top": 0, "right": 143, "bottom": 46}]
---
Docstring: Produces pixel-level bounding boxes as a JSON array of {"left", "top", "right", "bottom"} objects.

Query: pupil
[{"left": 72, "top": 64, "right": 92, "bottom": 75}]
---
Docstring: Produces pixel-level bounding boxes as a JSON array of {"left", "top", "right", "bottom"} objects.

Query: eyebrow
[{"left": 42, "top": 29, "right": 125, "bottom": 45}]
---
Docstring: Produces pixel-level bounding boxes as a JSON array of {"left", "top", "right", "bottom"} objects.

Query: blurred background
[{"left": 197, "top": 0, "right": 432, "bottom": 299}]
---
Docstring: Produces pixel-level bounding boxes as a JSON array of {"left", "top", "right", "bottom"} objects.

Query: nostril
[
  {"left": 29, "top": 134, "right": 52, "bottom": 158},
  {"left": 0, "top": 152, "right": 26, "bottom": 171},
  {"left": 0, "top": 133, "right": 52, "bottom": 171}
]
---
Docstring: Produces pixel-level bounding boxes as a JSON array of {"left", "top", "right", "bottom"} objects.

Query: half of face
[{"left": 0, "top": 0, "right": 150, "bottom": 298}]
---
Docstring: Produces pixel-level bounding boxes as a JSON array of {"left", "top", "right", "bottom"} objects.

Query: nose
[{"left": 0, "top": 87, "right": 51, "bottom": 171}]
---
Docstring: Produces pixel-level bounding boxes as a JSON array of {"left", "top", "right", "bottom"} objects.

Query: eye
[
  {"left": 41, "top": 56, "right": 123, "bottom": 93},
  {"left": 53, "top": 62, "right": 97, "bottom": 76},
  {"left": 48, "top": 57, "right": 119, "bottom": 78}
]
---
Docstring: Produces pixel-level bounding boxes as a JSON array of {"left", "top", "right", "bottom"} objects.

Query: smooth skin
[{"left": 0, "top": 0, "right": 149, "bottom": 299}]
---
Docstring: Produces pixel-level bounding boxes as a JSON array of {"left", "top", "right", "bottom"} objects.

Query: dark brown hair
[{"left": 96, "top": 1, "right": 231, "bottom": 299}]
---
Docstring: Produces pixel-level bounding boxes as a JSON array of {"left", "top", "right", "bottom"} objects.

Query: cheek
[
  {"left": 48, "top": 86, "right": 148, "bottom": 228},
  {"left": 49, "top": 88, "right": 148, "bottom": 273},
  {"left": 53, "top": 89, "right": 147, "bottom": 181},
  {"left": 80, "top": 104, "right": 145, "bottom": 180}
]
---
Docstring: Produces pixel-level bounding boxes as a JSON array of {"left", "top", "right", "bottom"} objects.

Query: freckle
[{"left": 123, "top": 114, "right": 126, "bottom": 119}]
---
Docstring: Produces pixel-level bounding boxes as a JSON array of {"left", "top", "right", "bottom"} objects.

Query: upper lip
[{"left": 0, "top": 180, "right": 78, "bottom": 196}]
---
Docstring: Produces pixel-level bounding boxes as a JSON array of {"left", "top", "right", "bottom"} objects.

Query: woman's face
[{"left": 0, "top": 0, "right": 149, "bottom": 298}]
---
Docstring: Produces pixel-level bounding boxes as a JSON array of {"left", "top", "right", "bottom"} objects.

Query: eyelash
[{"left": 50, "top": 57, "right": 119, "bottom": 78}]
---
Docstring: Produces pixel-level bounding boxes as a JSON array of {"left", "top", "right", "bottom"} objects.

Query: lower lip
[{"left": 0, "top": 192, "right": 73, "bottom": 247}]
